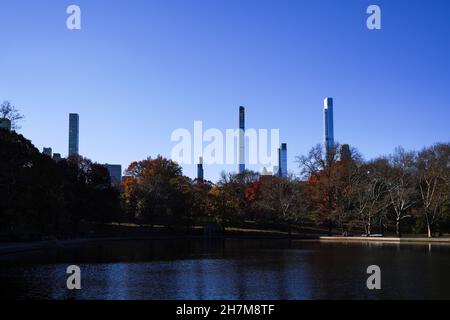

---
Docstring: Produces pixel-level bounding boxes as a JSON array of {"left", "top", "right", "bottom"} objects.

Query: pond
[{"left": 0, "top": 239, "right": 449, "bottom": 300}]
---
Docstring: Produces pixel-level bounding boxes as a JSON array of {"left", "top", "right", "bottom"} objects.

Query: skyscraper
[
  {"left": 197, "top": 157, "right": 204, "bottom": 181},
  {"left": 238, "top": 106, "right": 245, "bottom": 173},
  {"left": 0, "top": 118, "right": 11, "bottom": 131},
  {"left": 105, "top": 164, "right": 122, "bottom": 186},
  {"left": 280, "top": 143, "right": 287, "bottom": 178},
  {"left": 275, "top": 143, "right": 288, "bottom": 178},
  {"left": 277, "top": 147, "right": 281, "bottom": 177},
  {"left": 68, "top": 113, "right": 79, "bottom": 156},
  {"left": 324, "top": 97, "right": 334, "bottom": 154},
  {"left": 52, "top": 153, "right": 62, "bottom": 162},
  {"left": 273, "top": 165, "right": 279, "bottom": 177}
]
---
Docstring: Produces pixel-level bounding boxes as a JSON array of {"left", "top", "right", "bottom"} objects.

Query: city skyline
[
  {"left": 1, "top": 0, "right": 450, "bottom": 181},
  {"left": 1, "top": 1, "right": 450, "bottom": 304}
]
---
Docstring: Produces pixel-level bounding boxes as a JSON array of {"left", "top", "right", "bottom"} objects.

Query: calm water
[{"left": 0, "top": 239, "right": 449, "bottom": 300}]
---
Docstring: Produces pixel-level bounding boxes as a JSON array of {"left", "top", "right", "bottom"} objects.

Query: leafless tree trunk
[
  {"left": 417, "top": 143, "right": 450, "bottom": 238},
  {"left": 386, "top": 148, "right": 417, "bottom": 238}
]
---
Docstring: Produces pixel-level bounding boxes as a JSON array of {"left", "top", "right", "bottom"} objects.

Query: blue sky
[{"left": 1, "top": 0, "right": 449, "bottom": 182}]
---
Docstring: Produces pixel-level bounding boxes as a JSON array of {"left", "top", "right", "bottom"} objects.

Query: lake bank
[
  {"left": 0, "top": 228, "right": 315, "bottom": 256},
  {"left": 319, "top": 236, "right": 450, "bottom": 244},
  {"left": 3, "top": 232, "right": 450, "bottom": 256}
]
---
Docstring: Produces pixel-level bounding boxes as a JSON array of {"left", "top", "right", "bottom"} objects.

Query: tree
[
  {"left": 353, "top": 159, "right": 390, "bottom": 235},
  {"left": 416, "top": 143, "right": 450, "bottom": 237},
  {"left": 246, "top": 175, "right": 307, "bottom": 230},
  {"left": 0, "top": 101, "right": 24, "bottom": 130},
  {"left": 332, "top": 159, "right": 361, "bottom": 235},
  {"left": 297, "top": 144, "right": 339, "bottom": 234},
  {"left": 297, "top": 143, "right": 365, "bottom": 235},
  {"left": 385, "top": 148, "right": 418, "bottom": 237},
  {"left": 216, "top": 170, "right": 259, "bottom": 224},
  {"left": 190, "top": 179, "right": 214, "bottom": 224},
  {"left": 122, "top": 156, "right": 188, "bottom": 226},
  {"left": 0, "top": 130, "right": 66, "bottom": 238}
]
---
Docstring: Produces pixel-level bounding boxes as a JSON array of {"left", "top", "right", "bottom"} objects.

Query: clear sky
[{"left": 1, "top": 0, "right": 449, "bottom": 182}]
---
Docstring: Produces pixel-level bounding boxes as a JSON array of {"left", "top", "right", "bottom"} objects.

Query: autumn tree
[
  {"left": 122, "top": 156, "right": 190, "bottom": 226},
  {"left": 190, "top": 179, "right": 214, "bottom": 224},
  {"left": 332, "top": 159, "right": 362, "bottom": 235},
  {"left": 246, "top": 175, "right": 307, "bottom": 230},
  {"left": 297, "top": 144, "right": 339, "bottom": 235},
  {"left": 216, "top": 170, "right": 259, "bottom": 224}
]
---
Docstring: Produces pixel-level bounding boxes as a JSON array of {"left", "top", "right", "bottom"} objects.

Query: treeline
[
  {"left": 0, "top": 130, "right": 121, "bottom": 240},
  {"left": 297, "top": 143, "right": 450, "bottom": 237},
  {"left": 121, "top": 142, "right": 450, "bottom": 238},
  {"left": 1, "top": 128, "right": 449, "bottom": 240}
]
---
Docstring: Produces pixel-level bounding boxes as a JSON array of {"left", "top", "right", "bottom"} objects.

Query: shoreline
[
  {"left": 0, "top": 233, "right": 311, "bottom": 256},
  {"left": 318, "top": 236, "right": 450, "bottom": 244},
  {"left": 2, "top": 234, "right": 450, "bottom": 256}
]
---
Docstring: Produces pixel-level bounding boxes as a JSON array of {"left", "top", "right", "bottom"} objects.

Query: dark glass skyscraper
[
  {"left": 197, "top": 157, "right": 204, "bottom": 181},
  {"left": 276, "top": 143, "right": 288, "bottom": 178},
  {"left": 238, "top": 106, "right": 245, "bottom": 173},
  {"left": 105, "top": 164, "right": 122, "bottom": 186},
  {"left": 280, "top": 143, "right": 287, "bottom": 178},
  {"left": 323, "top": 97, "right": 334, "bottom": 154},
  {"left": 68, "top": 113, "right": 79, "bottom": 156}
]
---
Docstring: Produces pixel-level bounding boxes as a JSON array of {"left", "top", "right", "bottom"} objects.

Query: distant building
[
  {"left": 273, "top": 166, "right": 279, "bottom": 177},
  {"left": 261, "top": 167, "right": 272, "bottom": 176},
  {"left": 105, "top": 164, "right": 122, "bottom": 186},
  {"left": 338, "top": 144, "right": 351, "bottom": 162},
  {"left": 52, "top": 153, "right": 62, "bottom": 162},
  {"left": 0, "top": 118, "right": 11, "bottom": 131},
  {"left": 43, "top": 147, "right": 52, "bottom": 157},
  {"left": 68, "top": 113, "right": 79, "bottom": 156},
  {"left": 274, "top": 143, "right": 288, "bottom": 178},
  {"left": 197, "top": 157, "right": 204, "bottom": 181},
  {"left": 324, "top": 97, "right": 334, "bottom": 155}
]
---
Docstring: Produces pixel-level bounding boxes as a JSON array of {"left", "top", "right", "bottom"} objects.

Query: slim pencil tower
[
  {"left": 323, "top": 98, "right": 334, "bottom": 155},
  {"left": 238, "top": 106, "right": 245, "bottom": 173},
  {"left": 280, "top": 143, "right": 287, "bottom": 178},
  {"left": 197, "top": 157, "right": 204, "bottom": 181}
]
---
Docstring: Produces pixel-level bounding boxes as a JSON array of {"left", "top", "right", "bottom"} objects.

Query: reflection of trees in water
[{"left": 2, "top": 241, "right": 450, "bottom": 299}]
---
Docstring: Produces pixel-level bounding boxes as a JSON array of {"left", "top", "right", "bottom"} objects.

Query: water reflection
[{"left": 0, "top": 239, "right": 449, "bottom": 300}]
